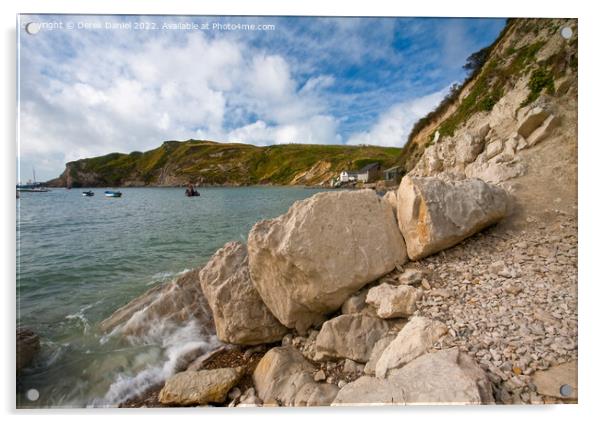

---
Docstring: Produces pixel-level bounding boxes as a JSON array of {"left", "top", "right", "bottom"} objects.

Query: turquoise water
[{"left": 16, "top": 186, "right": 325, "bottom": 408}]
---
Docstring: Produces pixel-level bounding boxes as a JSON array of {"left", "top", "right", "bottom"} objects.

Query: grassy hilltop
[{"left": 48, "top": 140, "right": 401, "bottom": 187}]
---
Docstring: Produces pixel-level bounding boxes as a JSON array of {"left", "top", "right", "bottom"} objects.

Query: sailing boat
[{"left": 16, "top": 168, "right": 50, "bottom": 193}]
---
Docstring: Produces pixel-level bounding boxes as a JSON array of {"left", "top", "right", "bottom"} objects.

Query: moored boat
[
  {"left": 104, "top": 191, "right": 122, "bottom": 198},
  {"left": 82, "top": 191, "right": 94, "bottom": 197}
]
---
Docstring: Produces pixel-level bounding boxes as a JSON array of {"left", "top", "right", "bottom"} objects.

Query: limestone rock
[
  {"left": 333, "top": 348, "right": 494, "bottom": 405},
  {"left": 455, "top": 133, "right": 485, "bottom": 165},
  {"left": 99, "top": 269, "right": 215, "bottom": 342},
  {"left": 396, "top": 176, "right": 510, "bottom": 260},
  {"left": 465, "top": 156, "right": 527, "bottom": 184},
  {"left": 532, "top": 361, "right": 577, "bottom": 400},
  {"left": 383, "top": 191, "right": 398, "bottom": 214},
  {"left": 248, "top": 190, "right": 408, "bottom": 332},
  {"left": 517, "top": 106, "right": 551, "bottom": 139},
  {"left": 199, "top": 241, "right": 287, "bottom": 345},
  {"left": 341, "top": 289, "right": 369, "bottom": 314},
  {"left": 375, "top": 316, "right": 447, "bottom": 378},
  {"left": 158, "top": 367, "right": 244, "bottom": 406},
  {"left": 527, "top": 114, "right": 560, "bottom": 147},
  {"left": 315, "top": 313, "right": 390, "bottom": 363},
  {"left": 366, "top": 283, "right": 421, "bottom": 319},
  {"left": 485, "top": 139, "right": 504, "bottom": 160},
  {"left": 343, "top": 359, "right": 365, "bottom": 375},
  {"left": 364, "top": 334, "right": 396, "bottom": 375},
  {"left": 253, "top": 346, "right": 339, "bottom": 406},
  {"left": 16, "top": 328, "right": 40, "bottom": 371}
]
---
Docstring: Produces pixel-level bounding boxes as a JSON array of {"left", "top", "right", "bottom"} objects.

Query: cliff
[
  {"left": 46, "top": 141, "right": 401, "bottom": 188},
  {"left": 399, "top": 18, "right": 577, "bottom": 174}
]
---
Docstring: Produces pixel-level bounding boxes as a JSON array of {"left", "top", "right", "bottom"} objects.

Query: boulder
[
  {"left": 364, "top": 334, "right": 396, "bottom": 375},
  {"left": 365, "top": 283, "right": 421, "bottom": 319},
  {"left": 158, "top": 367, "right": 244, "bottom": 405},
  {"left": 375, "top": 316, "right": 447, "bottom": 378},
  {"left": 526, "top": 114, "right": 560, "bottom": 147},
  {"left": 248, "top": 190, "right": 408, "bottom": 332},
  {"left": 99, "top": 268, "right": 214, "bottom": 339},
  {"left": 517, "top": 106, "right": 551, "bottom": 139},
  {"left": 199, "top": 241, "right": 287, "bottom": 345},
  {"left": 396, "top": 176, "right": 510, "bottom": 260},
  {"left": 484, "top": 139, "right": 504, "bottom": 160},
  {"left": 383, "top": 191, "right": 398, "bottom": 214},
  {"left": 253, "top": 346, "right": 339, "bottom": 406},
  {"left": 333, "top": 348, "right": 494, "bottom": 405},
  {"left": 16, "top": 328, "right": 40, "bottom": 371},
  {"left": 315, "top": 313, "right": 390, "bottom": 363}
]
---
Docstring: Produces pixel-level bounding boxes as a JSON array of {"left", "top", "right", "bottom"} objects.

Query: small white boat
[{"left": 104, "top": 191, "right": 122, "bottom": 198}]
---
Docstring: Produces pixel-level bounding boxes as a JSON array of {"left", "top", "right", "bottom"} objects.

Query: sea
[{"left": 16, "top": 186, "right": 326, "bottom": 408}]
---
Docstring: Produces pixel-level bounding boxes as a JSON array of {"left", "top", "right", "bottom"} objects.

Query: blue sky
[{"left": 18, "top": 15, "right": 506, "bottom": 181}]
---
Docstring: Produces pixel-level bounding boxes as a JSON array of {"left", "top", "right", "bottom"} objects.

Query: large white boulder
[
  {"left": 199, "top": 241, "right": 287, "bottom": 345},
  {"left": 248, "top": 190, "right": 408, "bottom": 332},
  {"left": 375, "top": 316, "right": 447, "bottom": 378},
  {"left": 333, "top": 348, "right": 494, "bottom": 405},
  {"left": 253, "top": 346, "right": 339, "bottom": 406},
  {"left": 396, "top": 176, "right": 510, "bottom": 260},
  {"left": 314, "top": 313, "right": 390, "bottom": 363}
]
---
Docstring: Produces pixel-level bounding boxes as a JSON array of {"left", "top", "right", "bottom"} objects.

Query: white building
[{"left": 339, "top": 171, "right": 358, "bottom": 182}]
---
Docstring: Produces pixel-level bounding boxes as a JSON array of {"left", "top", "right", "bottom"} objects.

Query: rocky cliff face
[{"left": 400, "top": 18, "right": 577, "bottom": 180}]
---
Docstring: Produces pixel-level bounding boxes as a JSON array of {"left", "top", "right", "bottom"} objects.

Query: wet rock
[
  {"left": 248, "top": 190, "right": 408, "bottom": 332},
  {"left": 199, "top": 241, "right": 287, "bottom": 345},
  {"left": 99, "top": 269, "right": 216, "bottom": 341},
  {"left": 16, "top": 328, "right": 40, "bottom": 371}
]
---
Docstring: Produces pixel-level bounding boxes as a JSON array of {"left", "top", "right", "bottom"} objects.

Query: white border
[{"left": 3, "top": 1, "right": 600, "bottom": 423}]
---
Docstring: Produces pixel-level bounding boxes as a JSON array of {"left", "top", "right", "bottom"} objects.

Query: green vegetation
[
  {"left": 399, "top": 18, "right": 577, "bottom": 174},
  {"left": 521, "top": 67, "right": 555, "bottom": 107},
  {"left": 53, "top": 140, "right": 402, "bottom": 187}
]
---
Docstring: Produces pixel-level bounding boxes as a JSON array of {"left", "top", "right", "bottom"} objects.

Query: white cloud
[
  {"left": 19, "top": 30, "right": 341, "bottom": 180},
  {"left": 347, "top": 87, "right": 449, "bottom": 147}
]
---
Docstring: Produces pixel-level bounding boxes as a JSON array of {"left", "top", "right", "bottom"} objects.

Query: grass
[{"left": 60, "top": 141, "right": 402, "bottom": 186}]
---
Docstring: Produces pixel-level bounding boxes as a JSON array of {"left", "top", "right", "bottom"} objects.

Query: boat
[
  {"left": 16, "top": 186, "right": 50, "bottom": 193},
  {"left": 104, "top": 191, "right": 122, "bottom": 198},
  {"left": 82, "top": 191, "right": 94, "bottom": 197},
  {"left": 16, "top": 168, "right": 50, "bottom": 192}
]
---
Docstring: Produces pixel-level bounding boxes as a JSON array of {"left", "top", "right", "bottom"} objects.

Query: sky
[{"left": 17, "top": 15, "right": 506, "bottom": 181}]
